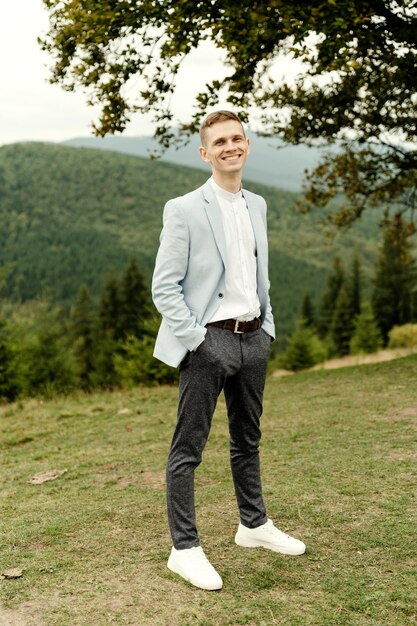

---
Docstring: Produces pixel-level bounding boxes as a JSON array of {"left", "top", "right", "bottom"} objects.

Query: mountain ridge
[
  {"left": 62, "top": 130, "right": 324, "bottom": 192},
  {"left": 0, "top": 142, "right": 380, "bottom": 340}
]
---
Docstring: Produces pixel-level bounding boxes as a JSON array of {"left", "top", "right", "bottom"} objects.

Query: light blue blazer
[{"left": 152, "top": 179, "right": 275, "bottom": 367}]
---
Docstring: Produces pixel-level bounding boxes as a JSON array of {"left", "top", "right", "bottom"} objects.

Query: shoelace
[
  {"left": 189, "top": 547, "right": 214, "bottom": 569},
  {"left": 264, "top": 520, "right": 290, "bottom": 539}
]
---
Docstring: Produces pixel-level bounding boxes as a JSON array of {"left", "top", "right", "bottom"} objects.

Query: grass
[{"left": 1, "top": 355, "right": 416, "bottom": 625}]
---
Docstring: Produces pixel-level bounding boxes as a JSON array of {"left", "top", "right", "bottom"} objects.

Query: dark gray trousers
[{"left": 166, "top": 325, "right": 271, "bottom": 549}]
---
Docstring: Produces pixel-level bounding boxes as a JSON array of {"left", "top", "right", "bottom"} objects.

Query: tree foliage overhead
[{"left": 41, "top": 1, "right": 417, "bottom": 225}]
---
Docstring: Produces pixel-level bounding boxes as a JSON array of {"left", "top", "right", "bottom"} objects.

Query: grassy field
[{"left": 0, "top": 355, "right": 416, "bottom": 626}]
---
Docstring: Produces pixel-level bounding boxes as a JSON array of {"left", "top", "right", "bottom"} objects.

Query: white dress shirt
[{"left": 208, "top": 177, "right": 261, "bottom": 323}]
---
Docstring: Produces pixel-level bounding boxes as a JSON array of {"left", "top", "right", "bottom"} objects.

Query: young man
[{"left": 152, "top": 111, "right": 305, "bottom": 591}]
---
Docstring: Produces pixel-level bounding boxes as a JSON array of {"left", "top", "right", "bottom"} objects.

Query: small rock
[
  {"left": 2, "top": 568, "right": 23, "bottom": 579},
  {"left": 28, "top": 469, "right": 68, "bottom": 485}
]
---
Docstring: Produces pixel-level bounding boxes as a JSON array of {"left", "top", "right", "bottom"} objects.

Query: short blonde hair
[{"left": 199, "top": 110, "right": 245, "bottom": 146}]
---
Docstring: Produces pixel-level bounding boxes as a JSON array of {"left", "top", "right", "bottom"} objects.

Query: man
[{"left": 152, "top": 110, "right": 305, "bottom": 591}]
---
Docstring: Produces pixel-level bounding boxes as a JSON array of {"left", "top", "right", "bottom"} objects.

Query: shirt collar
[{"left": 209, "top": 176, "right": 243, "bottom": 202}]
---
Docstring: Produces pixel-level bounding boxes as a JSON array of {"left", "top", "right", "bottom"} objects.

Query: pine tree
[
  {"left": 350, "top": 302, "right": 383, "bottom": 354},
  {"left": 72, "top": 285, "right": 96, "bottom": 389},
  {"left": 98, "top": 269, "right": 122, "bottom": 341},
  {"left": 0, "top": 319, "right": 19, "bottom": 401},
  {"left": 119, "top": 258, "right": 151, "bottom": 340},
  {"left": 94, "top": 270, "right": 123, "bottom": 387},
  {"left": 300, "top": 293, "right": 316, "bottom": 329},
  {"left": 372, "top": 214, "right": 417, "bottom": 343},
  {"left": 280, "top": 325, "right": 317, "bottom": 372},
  {"left": 330, "top": 286, "right": 355, "bottom": 356},
  {"left": 22, "top": 313, "right": 76, "bottom": 396},
  {"left": 318, "top": 257, "right": 345, "bottom": 337},
  {"left": 347, "top": 254, "right": 362, "bottom": 320},
  {"left": 279, "top": 321, "right": 327, "bottom": 371}
]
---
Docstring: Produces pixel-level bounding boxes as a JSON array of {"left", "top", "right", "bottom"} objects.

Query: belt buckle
[{"left": 234, "top": 320, "right": 244, "bottom": 334}]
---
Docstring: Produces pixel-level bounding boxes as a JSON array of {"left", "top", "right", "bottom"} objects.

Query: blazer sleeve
[
  {"left": 152, "top": 200, "right": 207, "bottom": 351},
  {"left": 260, "top": 197, "right": 276, "bottom": 340}
]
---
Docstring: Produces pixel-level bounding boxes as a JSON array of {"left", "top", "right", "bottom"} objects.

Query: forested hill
[
  {"left": 0, "top": 142, "right": 380, "bottom": 337},
  {"left": 63, "top": 130, "right": 323, "bottom": 192}
]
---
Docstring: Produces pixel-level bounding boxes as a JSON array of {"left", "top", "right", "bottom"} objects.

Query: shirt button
[{"left": 218, "top": 293, "right": 224, "bottom": 298}]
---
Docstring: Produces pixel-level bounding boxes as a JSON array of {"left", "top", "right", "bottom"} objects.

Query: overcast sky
[
  {"left": 1, "top": 1, "right": 301, "bottom": 147},
  {"left": 1, "top": 0, "right": 234, "bottom": 146}
]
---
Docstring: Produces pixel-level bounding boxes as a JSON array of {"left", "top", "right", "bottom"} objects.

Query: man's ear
[
  {"left": 199, "top": 146, "right": 210, "bottom": 162},
  {"left": 246, "top": 138, "right": 250, "bottom": 155}
]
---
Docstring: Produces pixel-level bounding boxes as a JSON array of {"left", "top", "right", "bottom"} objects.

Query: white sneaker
[
  {"left": 167, "top": 546, "right": 223, "bottom": 590},
  {"left": 235, "top": 519, "right": 306, "bottom": 556}
]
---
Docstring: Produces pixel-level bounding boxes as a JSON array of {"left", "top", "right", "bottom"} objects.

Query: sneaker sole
[
  {"left": 235, "top": 534, "right": 306, "bottom": 556},
  {"left": 167, "top": 559, "right": 223, "bottom": 591}
]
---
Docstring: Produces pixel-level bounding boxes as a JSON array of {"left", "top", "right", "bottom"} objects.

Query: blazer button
[{"left": 218, "top": 293, "right": 224, "bottom": 298}]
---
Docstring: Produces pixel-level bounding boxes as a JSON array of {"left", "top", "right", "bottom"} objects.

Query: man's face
[{"left": 199, "top": 119, "right": 250, "bottom": 176}]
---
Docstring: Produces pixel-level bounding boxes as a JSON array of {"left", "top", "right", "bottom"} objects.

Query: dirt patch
[
  {"left": 271, "top": 368, "right": 294, "bottom": 378},
  {"left": 140, "top": 469, "right": 166, "bottom": 490},
  {"left": 312, "top": 348, "right": 416, "bottom": 371},
  {"left": 273, "top": 348, "right": 417, "bottom": 377},
  {"left": 380, "top": 403, "right": 417, "bottom": 424},
  {"left": 398, "top": 404, "right": 417, "bottom": 418},
  {"left": 0, "top": 604, "right": 41, "bottom": 626}
]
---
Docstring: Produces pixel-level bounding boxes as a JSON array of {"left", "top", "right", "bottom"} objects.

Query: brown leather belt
[{"left": 207, "top": 317, "right": 261, "bottom": 333}]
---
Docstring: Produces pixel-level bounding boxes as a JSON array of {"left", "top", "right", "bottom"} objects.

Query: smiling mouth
[{"left": 222, "top": 154, "right": 241, "bottom": 161}]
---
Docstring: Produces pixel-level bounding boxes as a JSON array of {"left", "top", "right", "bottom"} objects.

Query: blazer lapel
[
  {"left": 202, "top": 180, "right": 227, "bottom": 266},
  {"left": 242, "top": 189, "right": 268, "bottom": 264},
  {"left": 202, "top": 180, "right": 268, "bottom": 270}
]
